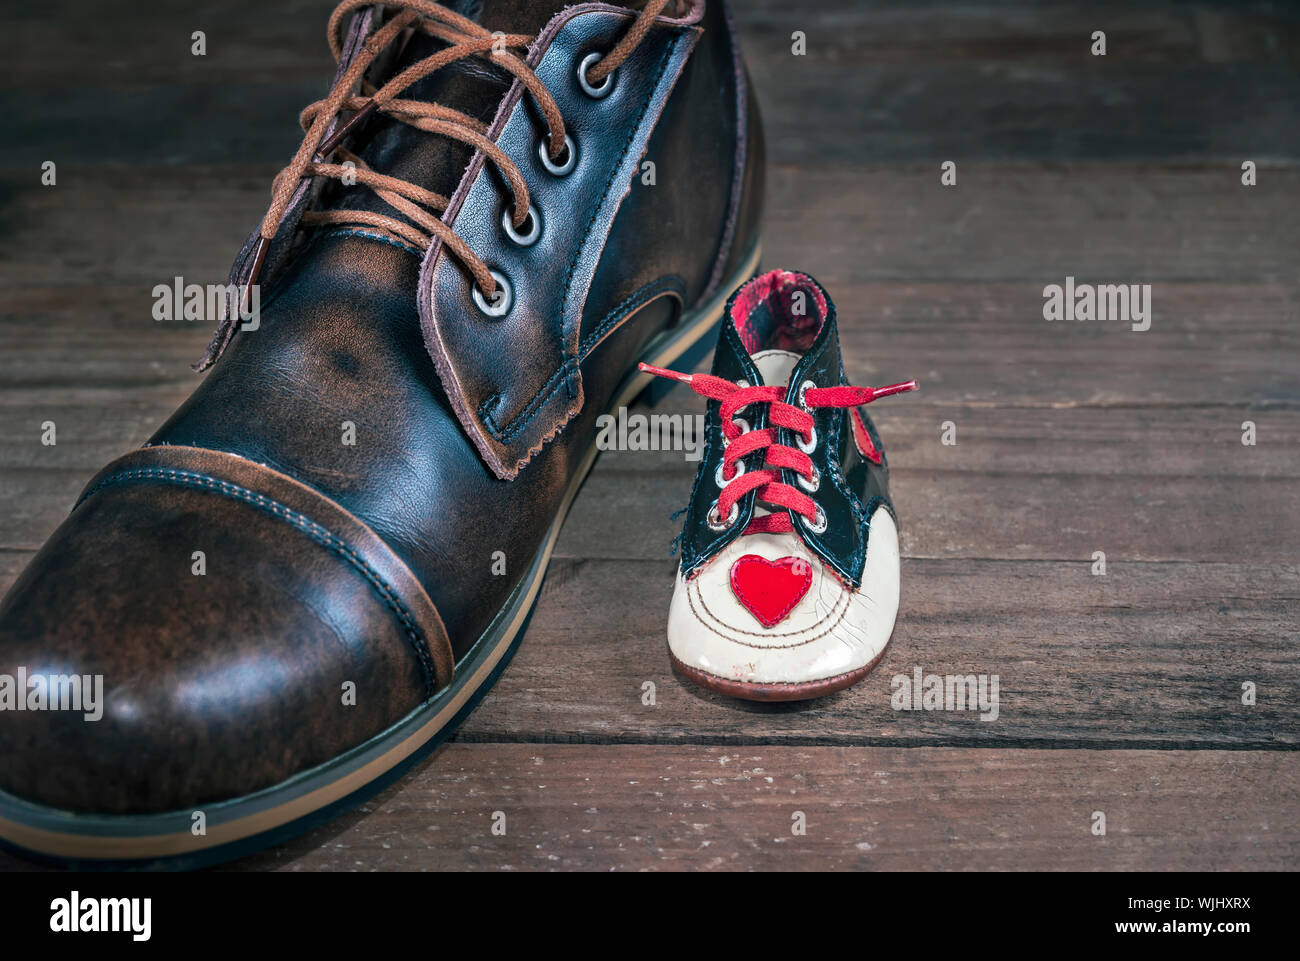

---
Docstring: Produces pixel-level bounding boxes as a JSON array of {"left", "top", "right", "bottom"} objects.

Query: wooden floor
[{"left": 2, "top": 1, "right": 1298, "bottom": 870}]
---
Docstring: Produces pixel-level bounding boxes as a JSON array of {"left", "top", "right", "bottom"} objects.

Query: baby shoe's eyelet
[
  {"left": 796, "top": 424, "right": 818, "bottom": 454},
  {"left": 728, "top": 379, "right": 753, "bottom": 417},
  {"left": 803, "top": 504, "right": 828, "bottom": 535},
  {"left": 715, "top": 457, "right": 746, "bottom": 489},
  {"left": 797, "top": 379, "right": 816, "bottom": 410},
  {"left": 707, "top": 500, "right": 739, "bottom": 532},
  {"left": 797, "top": 463, "right": 820, "bottom": 493},
  {"left": 538, "top": 134, "right": 577, "bottom": 176},
  {"left": 501, "top": 204, "right": 541, "bottom": 247},
  {"left": 577, "top": 51, "right": 616, "bottom": 99},
  {"left": 721, "top": 416, "right": 750, "bottom": 449},
  {"left": 472, "top": 269, "right": 513, "bottom": 317}
]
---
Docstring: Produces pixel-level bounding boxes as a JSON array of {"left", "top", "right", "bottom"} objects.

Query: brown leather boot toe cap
[{"left": 0, "top": 448, "right": 450, "bottom": 816}]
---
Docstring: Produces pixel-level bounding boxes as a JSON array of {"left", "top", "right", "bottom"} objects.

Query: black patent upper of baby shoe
[{"left": 675, "top": 269, "right": 906, "bottom": 588}]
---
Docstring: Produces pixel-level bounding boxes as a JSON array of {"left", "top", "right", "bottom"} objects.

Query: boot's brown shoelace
[{"left": 198, "top": 0, "right": 671, "bottom": 371}]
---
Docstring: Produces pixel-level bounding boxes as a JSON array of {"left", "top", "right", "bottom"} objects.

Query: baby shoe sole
[{"left": 669, "top": 632, "right": 891, "bottom": 703}]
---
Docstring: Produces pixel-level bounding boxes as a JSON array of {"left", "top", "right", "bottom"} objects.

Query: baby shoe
[{"left": 640, "top": 269, "right": 915, "bottom": 701}]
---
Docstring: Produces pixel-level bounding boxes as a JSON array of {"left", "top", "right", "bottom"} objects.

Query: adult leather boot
[{"left": 0, "top": 0, "right": 763, "bottom": 867}]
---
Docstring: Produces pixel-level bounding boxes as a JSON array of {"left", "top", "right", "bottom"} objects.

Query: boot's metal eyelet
[
  {"left": 707, "top": 500, "right": 739, "bottom": 532},
  {"left": 715, "top": 457, "right": 746, "bottom": 489},
  {"left": 796, "top": 424, "right": 818, "bottom": 454},
  {"left": 802, "top": 504, "right": 828, "bottom": 535},
  {"left": 472, "top": 269, "right": 513, "bottom": 317},
  {"left": 577, "top": 51, "right": 615, "bottom": 99},
  {"left": 797, "top": 464, "right": 820, "bottom": 493},
  {"left": 502, "top": 204, "right": 541, "bottom": 246},
  {"left": 538, "top": 134, "right": 577, "bottom": 176}
]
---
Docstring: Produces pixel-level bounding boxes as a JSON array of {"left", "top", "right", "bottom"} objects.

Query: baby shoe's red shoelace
[{"left": 638, "top": 363, "right": 917, "bottom": 535}]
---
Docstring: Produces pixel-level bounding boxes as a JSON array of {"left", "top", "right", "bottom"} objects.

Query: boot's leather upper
[{"left": 0, "top": 0, "right": 763, "bottom": 814}]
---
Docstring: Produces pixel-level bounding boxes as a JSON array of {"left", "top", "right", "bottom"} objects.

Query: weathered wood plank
[
  {"left": 212, "top": 746, "right": 1298, "bottom": 870},
  {"left": 2, "top": 166, "right": 1297, "bottom": 289},
  {"left": 0, "top": 0, "right": 1228, "bottom": 89},
  {"left": 737, "top": 1, "right": 1300, "bottom": 163},
  {"left": 577, "top": 404, "right": 1300, "bottom": 479},
  {"left": 559, "top": 469, "right": 1300, "bottom": 565},
  {"left": 0, "top": 167, "right": 271, "bottom": 288},
  {"left": 0, "top": 0, "right": 332, "bottom": 86},
  {"left": 3, "top": 278, "right": 1296, "bottom": 340},
  {"left": 1193, "top": 3, "right": 1300, "bottom": 65},
  {"left": 2, "top": 547, "right": 1289, "bottom": 747},
  {"left": 740, "top": 0, "right": 1206, "bottom": 66},
  {"left": 751, "top": 67, "right": 1300, "bottom": 166},
  {"left": 4, "top": 401, "right": 1297, "bottom": 478},
  {"left": 9, "top": 0, "right": 1298, "bottom": 86},
  {"left": 763, "top": 166, "right": 1300, "bottom": 285},
  {"left": 14, "top": 744, "right": 1288, "bottom": 871},
  {"left": 1, "top": 280, "right": 1295, "bottom": 413},
  {"left": 450, "top": 556, "right": 1300, "bottom": 748},
  {"left": 743, "top": 0, "right": 1300, "bottom": 69},
  {"left": 2, "top": 325, "right": 1295, "bottom": 409},
  {"left": 3, "top": 438, "right": 1299, "bottom": 562},
  {"left": 6, "top": 2, "right": 1298, "bottom": 165},
  {"left": 3, "top": 401, "right": 1299, "bottom": 561}
]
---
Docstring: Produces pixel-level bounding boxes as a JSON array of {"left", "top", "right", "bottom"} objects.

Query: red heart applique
[{"left": 729, "top": 554, "right": 813, "bottom": 628}]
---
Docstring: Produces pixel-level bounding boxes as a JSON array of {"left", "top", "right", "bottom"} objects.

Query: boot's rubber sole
[{"left": 0, "top": 242, "right": 762, "bottom": 870}]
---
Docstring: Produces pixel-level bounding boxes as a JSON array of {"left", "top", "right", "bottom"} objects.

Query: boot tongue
[{"left": 319, "top": 0, "right": 593, "bottom": 225}]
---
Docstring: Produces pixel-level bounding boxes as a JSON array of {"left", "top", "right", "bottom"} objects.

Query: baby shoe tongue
[
  {"left": 320, "top": 0, "right": 586, "bottom": 224},
  {"left": 751, "top": 349, "right": 801, "bottom": 389}
]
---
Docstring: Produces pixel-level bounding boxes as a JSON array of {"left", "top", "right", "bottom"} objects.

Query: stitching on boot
[{"left": 75, "top": 467, "right": 440, "bottom": 698}]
